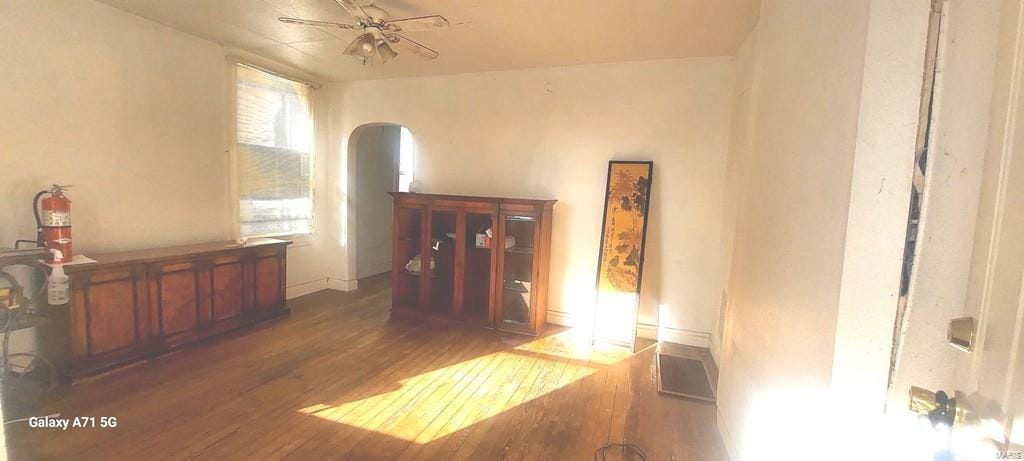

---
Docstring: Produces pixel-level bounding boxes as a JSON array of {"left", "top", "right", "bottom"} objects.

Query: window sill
[{"left": 245, "top": 232, "right": 318, "bottom": 248}]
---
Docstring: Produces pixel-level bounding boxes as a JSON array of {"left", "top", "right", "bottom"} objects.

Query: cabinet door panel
[
  {"left": 254, "top": 256, "right": 282, "bottom": 309},
  {"left": 392, "top": 204, "right": 427, "bottom": 311},
  {"left": 495, "top": 211, "right": 541, "bottom": 335},
  {"left": 86, "top": 279, "right": 139, "bottom": 355},
  {"left": 159, "top": 270, "right": 199, "bottom": 335},
  {"left": 212, "top": 263, "right": 244, "bottom": 321}
]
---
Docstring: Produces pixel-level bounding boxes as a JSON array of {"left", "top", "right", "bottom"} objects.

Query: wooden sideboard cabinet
[
  {"left": 61, "top": 238, "right": 289, "bottom": 378},
  {"left": 389, "top": 193, "right": 555, "bottom": 335}
]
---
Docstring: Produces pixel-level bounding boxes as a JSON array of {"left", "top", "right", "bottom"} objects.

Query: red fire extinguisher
[{"left": 34, "top": 184, "right": 73, "bottom": 264}]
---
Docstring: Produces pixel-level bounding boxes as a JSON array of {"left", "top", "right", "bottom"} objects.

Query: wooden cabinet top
[
  {"left": 389, "top": 192, "right": 557, "bottom": 208},
  {"left": 65, "top": 238, "right": 290, "bottom": 274}
]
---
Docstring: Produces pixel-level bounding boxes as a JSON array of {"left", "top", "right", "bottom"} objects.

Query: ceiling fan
[{"left": 278, "top": 0, "right": 449, "bottom": 65}]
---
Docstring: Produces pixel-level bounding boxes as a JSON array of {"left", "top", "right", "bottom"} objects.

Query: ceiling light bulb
[
  {"left": 357, "top": 34, "right": 376, "bottom": 57},
  {"left": 345, "top": 33, "right": 378, "bottom": 59}
]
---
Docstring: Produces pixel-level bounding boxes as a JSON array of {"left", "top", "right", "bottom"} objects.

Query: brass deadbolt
[{"left": 948, "top": 317, "right": 976, "bottom": 352}]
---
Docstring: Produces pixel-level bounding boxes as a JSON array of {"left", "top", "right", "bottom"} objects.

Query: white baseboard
[
  {"left": 327, "top": 277, "right": 358, "bottom": 292},
  {"left": 285, "top": 276, "right": 360, "bottom": 300},
  {"left": 546, "top": 310, "right": 574, "bottom": 327},
  {"left": 357, "top": 262, "right": 392, "bottom": 280},
  {"left": 286, "top": 278, "right": 328, "bottom": 300},
  {"left": 636, "top": 323, "right": 711, "bottom": 348},
  {"left": 545, "top": 309, "right": 710, "bottom": 349},
  {"left": 717, "top": 410, "right": 741, "bottom": 461}
]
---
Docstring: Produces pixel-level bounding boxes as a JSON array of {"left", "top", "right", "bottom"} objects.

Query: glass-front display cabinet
[{"left": 389, "top": 193, "right": 555, "bottom": 335}]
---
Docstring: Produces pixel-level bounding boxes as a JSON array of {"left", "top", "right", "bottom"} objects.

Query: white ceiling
[{"left": 96, "top": 0, "right": 760, "bottom": 82}]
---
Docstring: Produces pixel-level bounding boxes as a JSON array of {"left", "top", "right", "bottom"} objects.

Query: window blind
[{"left": 236, "top": 64, "right": 314, "bottom": 237}]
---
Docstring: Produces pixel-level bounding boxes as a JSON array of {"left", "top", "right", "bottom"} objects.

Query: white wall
[
  {"left": 0, "top": 0, "right": 330, "bottom": 298},
  {"left": 0, "top": 0, "right": 230, "bottom": 251},
  {"left": 715, "top": 0, "right": 869, "bottom": 457},
  {"left": 713, "top": 29, "right": 759, "bottom": 364},
  {"left": 354, "top": 125, "right": 400, "bottom": 279},
  {"left": 334, "top": 58, "right": 735, "bottom": 343},
  {"left": 716, "top": 1, "right": 932, "bottom": 459}
]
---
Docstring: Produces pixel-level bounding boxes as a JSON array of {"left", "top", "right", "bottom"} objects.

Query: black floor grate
[{"left": 657, "top": 353, "right": 716, "bottom": 402}]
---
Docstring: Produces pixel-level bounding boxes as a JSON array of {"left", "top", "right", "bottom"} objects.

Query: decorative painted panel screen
[
  {"left": 593, "top": 161, "right": 654, "bottom": 348},
  {"left": 236, "top": 63, "right": 314, "bottom": 237}
]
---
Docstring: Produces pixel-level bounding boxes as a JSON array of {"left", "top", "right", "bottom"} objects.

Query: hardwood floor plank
[
  {"left": 441, "top": 343, "right": 553, "bottom": 461},
  {"left": 244, "top": 327, "right": 475, "bottom": 459},
  {"left": 188, "top": 323, "right": 432, "bottom": 459},
  {"left": 276, "top": 327, "right": 498, "bottom": 458},
  {"left": 458, "top": 341, "right": 572, "bottom": 460},
  {"left": 341, "top": 340, "right": 513, "bottom": 459},
  {"left": 10, "top": 276, "right": 729, "bottom": 460},
  {"left": 399, "top": 339, "right": 538, "bottom": 460},
  {"left": 127, "top": 297, "right": 411, "bottom": 459}
]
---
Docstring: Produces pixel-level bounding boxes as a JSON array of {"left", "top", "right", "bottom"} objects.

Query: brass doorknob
[{"left": 908, "top": 386, "right": 974, "bottom": 429}]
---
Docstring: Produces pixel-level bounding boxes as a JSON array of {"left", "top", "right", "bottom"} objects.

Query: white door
[{"left": 891, "top": 0, "right": 1024, "bottom": 459}]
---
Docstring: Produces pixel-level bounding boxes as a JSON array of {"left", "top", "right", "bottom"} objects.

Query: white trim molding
[
  {"left": 637, "top": 323, "right": 711, "bottom": 348},
  {"left": 546, "top": 309, "right": 575, "bottom": 327},
  {"left": 327, "top": 277, "right": 359, "bottom": 292},
  {"left": 286, "top": 275, "right": 360, "bottom": 299},
  {"left": 286, "top": 278, "right": 328, "bottom": 300},
  {"left": 546, "top": 308, "right": 711, "bottom": 348}
]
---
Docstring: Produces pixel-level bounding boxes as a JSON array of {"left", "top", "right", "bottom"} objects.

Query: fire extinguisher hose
[{"left": 32, "top": 189, "right": 47, "bottom": 245}]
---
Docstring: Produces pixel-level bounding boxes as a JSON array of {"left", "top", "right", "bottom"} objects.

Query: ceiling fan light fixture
[
  {"left": 344, "top": 33, "right": 378, "bottom": 58},
  {"left": 283, "top": 3, "right": 448, "bottom": 64},
  {"left": 377, "top": 40, "right": 398, "bottom": 63}
]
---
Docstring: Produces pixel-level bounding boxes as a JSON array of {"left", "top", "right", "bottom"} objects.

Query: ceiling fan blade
[
  {"left": 386, "top": 33, "right": 439, "bottom": 60},
  {"left": 278, "top": 17, "right": 359, "bottom": 29},
  {"left": 383, "top": 15, "right": 450, "bottom": 33},
  {"left": 334, "top": 0, "right": 372, "bottom": 21}
]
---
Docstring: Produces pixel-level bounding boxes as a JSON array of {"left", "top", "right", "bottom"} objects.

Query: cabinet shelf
[
  {"left": 503, "top": 280, "right": 531, "bottom": 293},
  {"left": 403, "top": 269, "right": 438, "bottom": 279},
  {"left": 505, "top": 246, "right": 534, "bottom": 255}
]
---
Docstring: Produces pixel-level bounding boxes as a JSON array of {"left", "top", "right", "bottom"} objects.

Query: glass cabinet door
[
  {"left": 428, "top": 209, "right": 457, "bottom": 315},
  {"left": 394, "top": 205, "right": 424, "bottom": 311},
  {"left": 499, "top": 214, "right": 537, "bottom": 331},
  {"left": 464, "top": 212, "right": 495, "bottom": 325}
]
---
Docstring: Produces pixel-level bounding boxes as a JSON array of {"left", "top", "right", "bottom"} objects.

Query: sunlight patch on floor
[
  {"left": 298, "top": 330, "right": 625, "bottom": 443},
  {"left": 512, "top": 329, "right": 633, "bottom": 365}
]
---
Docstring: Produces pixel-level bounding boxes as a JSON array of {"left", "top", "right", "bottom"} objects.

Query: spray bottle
[{"left": 47, "top": 249, "right": 69, "bottom": 305}]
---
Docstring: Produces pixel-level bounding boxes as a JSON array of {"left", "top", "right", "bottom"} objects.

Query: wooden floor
[{"left": 10, "top": 275, "right": 728, "bottom": 460}]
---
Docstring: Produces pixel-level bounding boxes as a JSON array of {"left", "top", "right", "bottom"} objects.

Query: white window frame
[
  {"left": 227, "top": 59, "right": 319, "bottom": 242},
  {"left": 398, "top": 126, "right": 416, "bottom": 193}
]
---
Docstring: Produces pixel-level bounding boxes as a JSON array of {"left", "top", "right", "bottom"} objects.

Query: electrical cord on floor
[
  {"left": 2, "top": 308, "right": 58, "bottom": 395},
  {"left": 0, "top": 263, "right": 60, "bottom": 399},
  {"left": 594, "top": 442, "right": 648, "bottom": 461}
]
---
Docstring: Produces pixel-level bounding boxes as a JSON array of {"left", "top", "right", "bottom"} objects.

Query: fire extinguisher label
[{"left": 43, "top": 211, "right": 70, "bottom": 227}]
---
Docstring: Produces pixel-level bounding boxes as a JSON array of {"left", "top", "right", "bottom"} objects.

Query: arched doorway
[{"left": 348, "top": 123, "right": 416, "bottom": 279}]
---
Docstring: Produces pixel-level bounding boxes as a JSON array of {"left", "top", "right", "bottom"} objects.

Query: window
[
  {"left": 235, "top": 64, "right": 314, "bottom": 237},
  {"left": 398, "top": 126, "right": 416, "bottom": 192}
]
